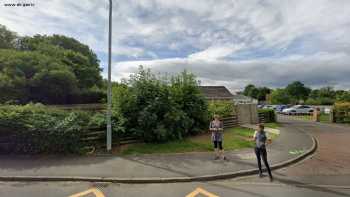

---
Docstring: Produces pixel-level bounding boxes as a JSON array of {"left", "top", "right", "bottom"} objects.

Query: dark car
[{"left": 275, "top": 105, "right": 288, "bottom": 113}]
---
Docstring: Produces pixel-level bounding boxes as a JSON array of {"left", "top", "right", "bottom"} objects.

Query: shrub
[
  {"left": 208, "top": 101, "right": 235, "bottom": 118},
  {"left": 333, "top": 102, "right": 350, "bottom": 123},
  {"left": 258, "top": 109, "right": 276, "bottom": 123},
  {"left": 0, "top": 103, "right": 104, "bottom": 154},
  {"left": 68, "top": 87, "right": 106, "bottom": 104},
  {"left": 169, "top": 71, "right": 209, "bottom": 135},
  {"left": 112, "top": 67, "right": 209, "bottom": 142}
]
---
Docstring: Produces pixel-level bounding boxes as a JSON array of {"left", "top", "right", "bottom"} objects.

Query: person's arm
[
  {"left": 209, "top": 122, "right": 216, "bottom": 132},
  {"left": 219, "top": 121, "right": 224, "bottom": 131},
  {"left": 266, "top": 132, "right": 272, "bottom": 144},
  {"left": 251, "top": 131, "right": 257, "bottom": 141}
]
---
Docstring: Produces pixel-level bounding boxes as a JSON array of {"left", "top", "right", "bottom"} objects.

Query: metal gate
[{"left": 277, "top": 113, "right": 314, "bottom": 122}]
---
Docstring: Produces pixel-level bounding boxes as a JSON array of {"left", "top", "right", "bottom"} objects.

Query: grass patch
[
  {"left": 320, "top": 113, "right": 330, "bottom": 123},
  {"left": 263, "top": 122, "right": 280, "bottom": 129},
  {"left": 121, "top": 127, "right": 255, "bottom": 155}
]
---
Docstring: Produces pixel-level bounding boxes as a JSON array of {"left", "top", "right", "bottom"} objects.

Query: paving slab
[{"left": 0, "top": 124, "right": 314, "bottom": 182}]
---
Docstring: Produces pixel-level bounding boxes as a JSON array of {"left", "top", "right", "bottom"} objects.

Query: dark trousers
[
  {"left": 254, "top": 147, "right": 272, "bottom": 177},
  {"left": 213, "top": 141, "right": 223, "bottom": 150}
]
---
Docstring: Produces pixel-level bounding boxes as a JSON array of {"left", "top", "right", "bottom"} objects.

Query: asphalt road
[
  {"left": 1, "top": 118, "right": 350, "bottom": 197},
  {"left": 1, "top": 180, "right": 349, "bottom": 197}
]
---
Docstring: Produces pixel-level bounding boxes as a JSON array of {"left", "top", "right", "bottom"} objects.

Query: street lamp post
[{"left": 106, "top": 0, "right": 113, "bottom": 151}]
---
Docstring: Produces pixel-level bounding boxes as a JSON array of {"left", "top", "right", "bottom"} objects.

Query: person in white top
[{"left": 252, "top": 123, "right": 273, "bottom": 182}]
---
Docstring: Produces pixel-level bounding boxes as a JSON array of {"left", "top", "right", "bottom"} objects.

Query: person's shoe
[
  {"left": 259, "top": 173, "right": 263, "bottom": 178},
  {"left": 269, "top": 175, "right": 274, "bottom": 182},
  {"left": 214, "top": 156, "right": 220, "bottom": 160},
  {"left": 223, "top": 156, "right": 228, "bottom": 161}
]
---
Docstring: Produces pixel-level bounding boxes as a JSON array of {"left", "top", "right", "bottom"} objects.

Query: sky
[{"left": 1, "top": 0, "right": 350, "bottom": 92}]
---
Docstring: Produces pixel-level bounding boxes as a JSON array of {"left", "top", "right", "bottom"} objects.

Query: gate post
[
  {"left": 313, "top": 107, "right": 320, "bottom": 122},
  {"left": 236, "top": 104, "right": 259, "bottom": 125}
]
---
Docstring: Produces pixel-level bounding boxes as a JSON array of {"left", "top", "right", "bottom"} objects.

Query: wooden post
[
  {"left": 313, "top": 108, "right": 320, "bottom": 122},
  {"left": 330, "top": 108, "right": 335, "bottom": 123}
]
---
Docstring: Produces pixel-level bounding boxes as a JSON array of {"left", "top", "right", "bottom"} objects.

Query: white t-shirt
[{"left": 253, "top": 130, "right": 270, "bottom": 148}]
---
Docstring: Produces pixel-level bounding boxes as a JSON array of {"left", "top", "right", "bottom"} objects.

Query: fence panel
[
  {"left": 221, "top": 115, "right": 239, "bottom": 128},
  {"left": 81, "top": 128, "right": 141, "bottom": 148}
]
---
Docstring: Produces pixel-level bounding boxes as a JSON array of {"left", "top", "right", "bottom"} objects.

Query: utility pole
[{"left": 106, "top": 0, "right": 113, "bottom": 151}]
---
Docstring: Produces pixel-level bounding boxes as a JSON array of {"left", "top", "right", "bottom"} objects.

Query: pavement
[
  {"left": 0, "top": 123, "right": 314, "bottom": 182},
  {"left": 1, "top": 118, "right": 350, "bottom": 197}
]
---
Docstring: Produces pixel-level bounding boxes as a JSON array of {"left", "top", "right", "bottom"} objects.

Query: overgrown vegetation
[
  {"left": 112, "top": 67, "right": 209, "bottom": 143},
  {"left": 0, "top": 104, "right": 104, "bottom": 154},
  {"left": 333, "top": 102, "right": 350, "bottom": 123},
  {"left": 207, "top": 101, "right": 235, "bottom": 118}
]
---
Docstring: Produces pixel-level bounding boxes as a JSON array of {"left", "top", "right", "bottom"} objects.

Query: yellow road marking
[
  {"left": 68, "top": 188, "right": 105, "bottom": 197},
  {"left": 186, "top": 187, "right": 219, "bottom": 197}
]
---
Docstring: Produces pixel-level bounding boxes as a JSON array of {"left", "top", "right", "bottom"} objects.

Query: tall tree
[
  {"left": 257, "top": 87, "right": 271, "bottom": 101},
  {"left": 243, "top": 84, "right": 259, "bottom": 99},
  {"left": 336, "top": 90, "right": 350, "bottom": 102},
  {"left": 0, "top": 24, "right": 18, "bottom": 49},
  {"left": 270, "top": 88, "right": 291, "bottom": 104},
  {"left": 19, "top": 34, "right": 102, "bottom": 89},
  {"left": 0, "top": 24, "right": 104, "bottom": 104},
  {"left": 318, "top": 86, "right": 336, "bottom": 98},
  {"left": 285, "top": 81, "right": 311, "bottom": 103}
]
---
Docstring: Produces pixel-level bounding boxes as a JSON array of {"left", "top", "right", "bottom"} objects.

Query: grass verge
[
  {"left": 263, "top": 122, "right": 280, "bottom": 129},
  {"left": 120, "top": 127, "right": 256, "bottom": 155}
]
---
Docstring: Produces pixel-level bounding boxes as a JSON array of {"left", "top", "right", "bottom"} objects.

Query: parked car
[
  {"left": 282, "top": 105, "right": 314, "bottom": 115},
  {"left": 257, "top": 104, "right": 265, "bottom": 109},
  {"left": 263, "top": 105, "right": 277, "bottom": 110},
  {"left": 275, "top": 105, "right": 288, "bottom": 113}
]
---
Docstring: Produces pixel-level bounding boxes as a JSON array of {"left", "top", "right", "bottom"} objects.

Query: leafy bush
[
  {"left": 305, "top": 97, "right": 335, "bottom": 105},
  {"left": 0, "top": 103, "right": 104, "bottom": 154},
  {"left": 69, "top": 87, "right": 106, "bottom": 104},
  {"left": 258, "top": 109, "right": 276, "bottom": 123},
  {"left": 333, "top": 102, "right": 350, "bottom": 123},
  {"left": 112, "top": 67, "right": 209, "bottom": 142},
  {"left": 208, "top": 101, "right": 235, "bottom": 118}
]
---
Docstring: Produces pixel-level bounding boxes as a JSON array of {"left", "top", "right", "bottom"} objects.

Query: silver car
[{"left": 282, "top": 105, "right": 314, "bottom": 115}]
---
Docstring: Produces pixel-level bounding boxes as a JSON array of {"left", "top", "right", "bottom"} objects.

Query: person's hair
[
  {"left": 258, "top": 123, "right": 264, "bottom": 130},
  {"left": 213, "top": 114, "right": 220, "bottom": 120}
]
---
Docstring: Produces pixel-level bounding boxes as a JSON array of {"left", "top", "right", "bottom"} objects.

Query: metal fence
[{"left": 277, "top": 113, "right": 314, "bottom": 122}]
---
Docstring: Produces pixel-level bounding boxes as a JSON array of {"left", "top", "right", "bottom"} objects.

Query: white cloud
[
  {"left": 1, "top": 0, "right": 350, "bottom": 90},
  {"left": 189, "top": 44, "right": 245, "bottom": 60},
  {"left": 111, "top": 51, "right": 350, "bottom": 91}
]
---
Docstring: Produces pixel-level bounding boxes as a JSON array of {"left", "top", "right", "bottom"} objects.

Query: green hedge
[
  {"left": 333, "top": 102, "right": 350, "bottom": 123},
  {"left": 0, "top": 104, "right": 104, "bottom": 154},
  {"left": 258, "top": 109, "right": 276, "bottom": 123}
]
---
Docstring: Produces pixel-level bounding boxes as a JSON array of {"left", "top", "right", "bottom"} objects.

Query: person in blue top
[
  {"left": 209, "top": 114, "right": 226, "bottom": 160},
  {"left": 253, "top": 123, "right": 273, "bottom": 181}
]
